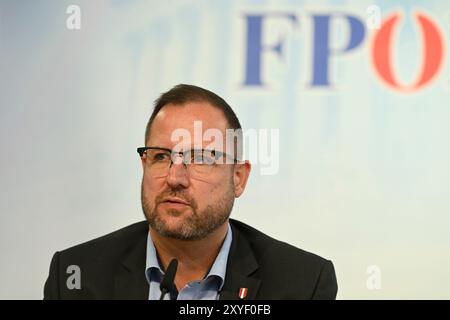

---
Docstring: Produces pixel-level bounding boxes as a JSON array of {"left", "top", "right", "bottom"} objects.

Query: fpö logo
[{"left": 241, "top": 9, "right": 445, "bottom": 93}]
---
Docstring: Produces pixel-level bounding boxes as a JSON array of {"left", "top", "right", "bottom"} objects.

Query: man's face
[{"left": 141, "top": 101, "right": 240, "bottom": 241}]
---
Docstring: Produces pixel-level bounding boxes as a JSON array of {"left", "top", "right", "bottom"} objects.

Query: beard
[{"left": 141, "top": 179, "right": 235, "bottom": 241}]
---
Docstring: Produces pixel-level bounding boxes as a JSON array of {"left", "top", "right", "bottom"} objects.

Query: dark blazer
[{"left": 44, "top": 219, "right": 338, "bottom": 299}]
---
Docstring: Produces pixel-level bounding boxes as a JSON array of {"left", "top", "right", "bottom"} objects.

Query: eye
[
  {"left": 192, "top": 153, "right": 205, "bottom": 163},
  {"left": 201, "top": 150, "right": 217, "bottom": 165},
  {"left": 151, "top": 152, "right": 170, "bottom": 162},
  {"left": 186, "top": 150, "right": 213, "bottom": 165},
  {"left": 184, "top": 151, "right": 201, "bottom": 164}
]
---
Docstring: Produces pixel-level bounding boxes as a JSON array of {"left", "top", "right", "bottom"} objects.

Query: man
[{"left": 44, "top": 84, "right": 338, "bottom": 300}]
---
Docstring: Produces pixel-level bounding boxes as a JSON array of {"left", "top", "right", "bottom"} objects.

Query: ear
[
  {"left": 140, "top": 156, "right": 146, "bottom": 171},
  {"left": 233, "top": 161, "right": 251, "bottom": 198}
]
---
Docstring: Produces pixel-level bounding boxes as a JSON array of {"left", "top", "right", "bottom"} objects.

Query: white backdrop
[{"left": 1, "top": 0, "right": 450, "bottom": 299}]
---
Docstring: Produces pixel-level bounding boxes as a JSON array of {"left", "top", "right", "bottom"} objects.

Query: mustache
[{"left": 154, "top": 189, "right": 198, "bottom": 209}]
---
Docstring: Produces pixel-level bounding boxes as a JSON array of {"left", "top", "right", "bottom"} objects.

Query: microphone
[{"left": 159, "top": 258, "right": 178, "bottom": 300}]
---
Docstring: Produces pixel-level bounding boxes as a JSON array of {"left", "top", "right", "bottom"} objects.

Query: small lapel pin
[{"left": 238, "top": 287, "right": 248, "bottom": 299}]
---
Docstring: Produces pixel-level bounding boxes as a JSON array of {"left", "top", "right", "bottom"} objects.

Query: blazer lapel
[
  {"left": 113, "top": 226, "right": 149, "bottom": 300},
  {"left": 220, "top": 222, "right": 261, "bottom": 300}
]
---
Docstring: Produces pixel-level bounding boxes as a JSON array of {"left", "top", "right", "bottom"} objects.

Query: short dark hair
[{"left": 144, "top": 84, "right": 242, "bottom": 144}]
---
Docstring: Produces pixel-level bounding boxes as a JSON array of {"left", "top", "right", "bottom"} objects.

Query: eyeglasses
[{"left": 137, "top": 146, "right": 238, "bottom": 177}]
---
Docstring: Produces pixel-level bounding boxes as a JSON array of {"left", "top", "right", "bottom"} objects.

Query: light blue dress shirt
[{"left": 145, "top": 224, "right": 232, "bottom": 300}]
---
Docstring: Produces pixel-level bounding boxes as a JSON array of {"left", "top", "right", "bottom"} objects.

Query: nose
[{"left": 166, "top": 157, "right": 190, "bottom": 189}]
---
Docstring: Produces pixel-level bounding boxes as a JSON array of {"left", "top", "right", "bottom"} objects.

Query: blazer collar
[
  {"left": 219, "top": 220, "right": 261, "bottom": 300},
  {"left": 113, "top": 222, "right": 149, "bottom": 300}
]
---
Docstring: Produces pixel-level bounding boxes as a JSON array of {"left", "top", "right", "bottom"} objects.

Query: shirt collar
[
  {"left": 145, "top": 223, "right": 233, "bottom": 290},
  {"left": 205, "top": 223, "right": 232, "bottom": 290}
]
